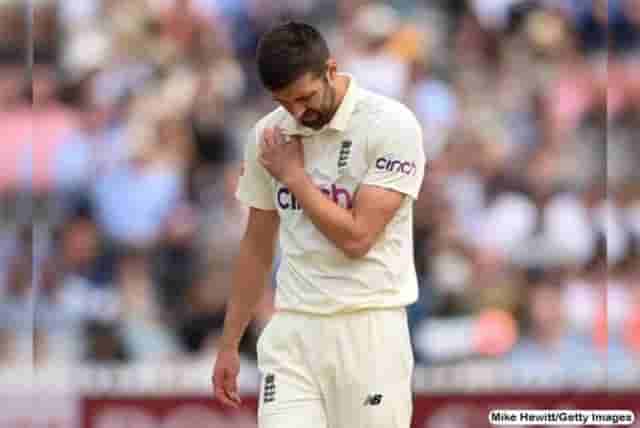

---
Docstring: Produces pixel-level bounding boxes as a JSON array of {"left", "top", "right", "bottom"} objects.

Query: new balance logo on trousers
[{"left": 363, "top": 393, "right": 383, "bottom": 406}]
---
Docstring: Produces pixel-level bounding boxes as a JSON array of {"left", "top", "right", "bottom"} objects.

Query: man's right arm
[
  {"left": 219, "top": 207, "right": 279, "bottom": 350},
  {"left": 213, "top": 124, "right": 278, "bottom": 407}
]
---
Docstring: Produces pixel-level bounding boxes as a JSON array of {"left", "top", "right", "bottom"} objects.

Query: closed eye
[
  {"left": 272, "top": 91, "right": 316, "bottom": 105},
  {"left": 296, "top": 94, "right": 314, "bottom": 102}
]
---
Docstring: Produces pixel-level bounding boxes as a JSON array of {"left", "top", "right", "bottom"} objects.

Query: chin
[{"left": 303, "top": 119, "right": 326, "bottom": 130}]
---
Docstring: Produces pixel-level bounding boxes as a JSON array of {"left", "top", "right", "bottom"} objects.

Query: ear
[{"left": 326, "top": 58, "right": 338, "bottom": 82}]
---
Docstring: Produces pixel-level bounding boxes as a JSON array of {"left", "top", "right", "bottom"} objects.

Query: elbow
[{"left": 341, "top": 238, "right": 373, "bottom": 259}]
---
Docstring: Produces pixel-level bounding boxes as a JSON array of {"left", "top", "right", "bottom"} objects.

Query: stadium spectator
[{"left": 506, "top": 272, "right": 600, "bottom": 386}]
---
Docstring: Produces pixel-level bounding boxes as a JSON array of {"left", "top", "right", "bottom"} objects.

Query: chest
[
  {"left": 304, "top": 132, "right": 369, "bottom": 178},
  {"left": 273, "top": 133, "right": 369, "bottom": 212}
]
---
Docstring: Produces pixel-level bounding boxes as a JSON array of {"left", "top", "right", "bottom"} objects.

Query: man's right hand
[
  {"left": 211, "top": 208, "right": 279, "bottom": 408},
  {"left": 212, "top": 347, "right": 242, "bottom": 408}
]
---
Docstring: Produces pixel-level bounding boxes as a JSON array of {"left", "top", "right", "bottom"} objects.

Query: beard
[
  {"left": 300, "top": 110, "right": 325, "bottom": 129},
  {"left": 300, "top": 79, "right": 337, "bottom": 130}
]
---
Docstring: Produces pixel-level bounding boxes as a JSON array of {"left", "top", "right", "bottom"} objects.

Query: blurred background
[{"left": 0, "top": 0, "right": 639, "bottom": 426}]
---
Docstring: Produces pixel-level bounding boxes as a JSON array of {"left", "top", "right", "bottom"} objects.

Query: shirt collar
[{"left": 281, "top": 74, "right": 358, "bottom": 138}]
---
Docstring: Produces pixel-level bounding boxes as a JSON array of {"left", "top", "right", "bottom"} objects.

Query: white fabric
[
  {"left": 236, "top": 75, "right": 426, "bottom": 315},
  {"left": 257, "top": 308, "right": 413, "bottom": 428}
]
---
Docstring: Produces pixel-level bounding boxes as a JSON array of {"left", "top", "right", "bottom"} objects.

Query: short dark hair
[{"left": 256, "top": 21, "right": 330, "bottom": 91}]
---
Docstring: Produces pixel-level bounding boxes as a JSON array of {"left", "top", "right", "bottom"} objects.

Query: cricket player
[{"left": 212, "top": 21, "right": 426, "bottom": 428}]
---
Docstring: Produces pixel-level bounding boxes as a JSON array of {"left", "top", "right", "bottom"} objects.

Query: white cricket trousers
[{"left": 257, "top": 307, "right": 414, "bottom": 428}]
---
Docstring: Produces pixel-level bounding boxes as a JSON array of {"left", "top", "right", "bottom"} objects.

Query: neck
[
  {"left": 327, "top": 74, "right": 349, "bottom": 120},
  {"left": 335, "top": 74, "right": 350, "bottom": 107}
]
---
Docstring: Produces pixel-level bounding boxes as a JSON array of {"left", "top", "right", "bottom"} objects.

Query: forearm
[
  {"left": 220, "top": 238, "right": 274, "bottom": 349},
  {"left": 285, "top": 172, "right": 365, "bottom": 256}
]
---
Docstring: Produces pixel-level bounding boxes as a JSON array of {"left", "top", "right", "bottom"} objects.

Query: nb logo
[{"left": 363, "top": 393, "right": 383, "bottom": 406}]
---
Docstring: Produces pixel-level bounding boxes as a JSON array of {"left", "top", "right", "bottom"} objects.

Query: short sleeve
[
  {"left": 235, "top": 126, "right": 276, "bottom": 210},
  {"left": 362, "top": 108, "right": 426, "bottom": 199}
]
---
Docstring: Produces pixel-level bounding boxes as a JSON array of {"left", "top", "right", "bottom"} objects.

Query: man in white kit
[{"left": 212, "top": 21, "right": 426, "bottom": 428}]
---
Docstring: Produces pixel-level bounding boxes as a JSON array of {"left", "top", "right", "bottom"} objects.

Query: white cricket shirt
[{"left": 236, "top": 75, "right": 426, "bottom": 314}]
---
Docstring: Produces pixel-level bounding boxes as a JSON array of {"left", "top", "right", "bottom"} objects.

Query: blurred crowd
[{"left": 0, "top": 0, "right": 638, "bottom": 387}]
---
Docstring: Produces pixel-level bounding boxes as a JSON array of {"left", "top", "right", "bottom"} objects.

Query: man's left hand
[{"left": 259, "top": 127, "right": 305, "bottom": 185}]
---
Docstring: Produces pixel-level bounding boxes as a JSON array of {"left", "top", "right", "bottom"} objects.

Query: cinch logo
[
  {"left": 375, "top": 156, "right": 417, "bottom": 176},
  {"left": 277, "top": 184, "right": 353, "bottom": 210}
]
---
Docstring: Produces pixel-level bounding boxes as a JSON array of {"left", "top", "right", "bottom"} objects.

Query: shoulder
[
  {"left": 355, "top": 88, "right": 421, "bottom": 133},
  {"left": 355, "top": 89, "right": 423, "bottom": 158},
  {"left": 242, "top": 107, "right": 289, "bottom": 155},
  {"left": 254, "top": 107, "right": 290, "bottom": 135}
]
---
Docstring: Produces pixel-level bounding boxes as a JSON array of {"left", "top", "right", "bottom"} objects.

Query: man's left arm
[
  {"left": 286, "top": 175, "right": 405, "bottom": 258},
  {"left": 262, "top": 112, "right": 425, "bottom": 258}
]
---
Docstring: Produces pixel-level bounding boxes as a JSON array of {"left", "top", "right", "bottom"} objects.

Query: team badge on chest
[{"left": 337, "top": 140, "right": 352, "bottom": 174}]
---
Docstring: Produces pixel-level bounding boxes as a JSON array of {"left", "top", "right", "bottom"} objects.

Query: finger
[
  {"left": 215, "top": 383, "right": 239, "bottom": 408},
  {"left": 273, "top": 126, "right": 286, "bottom": 145},
  {"left": 213, "top": 371, "right": 240, "bottom": 408},
  {"left": 259, "top": 132, "right": 268, "bottom": 152},
  {"left": 263, "top": 128, "right": 275, "bottom": 147},
  {"left": 287, "top": 138, "right": 303, "bottom": 157},
  {"left": 223, "top": 373, "right": 241, "bottom": 404},
  {"left": 227, "top": 389, "right": 242, "bottom": 405},
  {"left": 212, "top": 374, "right": 225, "bottom": 401}
]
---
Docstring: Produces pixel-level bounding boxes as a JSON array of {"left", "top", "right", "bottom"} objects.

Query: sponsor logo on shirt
[
  {"left": 277, "top": 184, "right": 353, "bottom": 210},
  {"left": 375, "top": 155, "right": 417, "bottom": 176}
]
